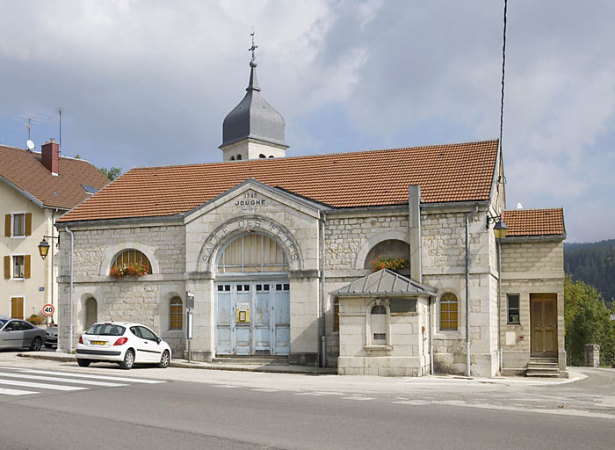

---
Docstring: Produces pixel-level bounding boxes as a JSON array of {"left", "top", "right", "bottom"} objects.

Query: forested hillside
[{"left": 565, "top": 239, "right": 615, "bottom": 306}]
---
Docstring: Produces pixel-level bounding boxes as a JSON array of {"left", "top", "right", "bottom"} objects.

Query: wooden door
[
  {"left": 11, "top": 297, "right": 24, "bottom": 319},
  {"left": 530, "top": 294, "right": 557, "bottom": 357}
]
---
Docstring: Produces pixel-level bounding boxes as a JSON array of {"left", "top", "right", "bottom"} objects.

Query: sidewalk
[{"left": 17, "top": 351, "right": 338, "bottom": 375}]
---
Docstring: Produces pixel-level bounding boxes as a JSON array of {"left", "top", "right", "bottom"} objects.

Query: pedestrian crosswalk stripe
[
  {"left": 251, "top": 388, "right": 280, "bottom": 392},
  {"left": 0, "top": 378, "right": 85, "bottom": 391},
  {"left": 0, "top": 388, "right": 38, "bottom": 396},
  {"left": 0, "top": 372, "right": 127, "bottom": 387},
  {"left": 213, "top": 384, "right": 239, "bottom": 388},
  {"left": 20, "top": 369, "right": 164, "bottom": 384},
  {"left": 342, "top": 396, "right": 375, "bottom": 401}
]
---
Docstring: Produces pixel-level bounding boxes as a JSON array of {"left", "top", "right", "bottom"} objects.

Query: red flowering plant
[
  {"left": 370, "top": 255, "right": 409, "bottom": 272},
  {"left": 110, "top": 262, "right": 148, "bottom": 278}
]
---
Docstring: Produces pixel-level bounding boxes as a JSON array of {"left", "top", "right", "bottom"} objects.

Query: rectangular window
[
  {"left": 333, "top": 300, "right": 340, "bottom": 332},
  {"left": 12, "top": 255, "right": 25, "bottom": 279},
  {"left": 507, "top": 294, "right": 520, "bottom": 324},
  {"left": 12, "top": 213, "right": 25, "bottom": 237}
]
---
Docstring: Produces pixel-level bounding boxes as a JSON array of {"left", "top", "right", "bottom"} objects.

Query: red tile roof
[
  {"left": 59, "top": 140, "right": 499, "bottom": 223},
  {"left": 502, "top": 208, "right": 565, "bottom": 237},
  {"left": 0, "top": 145, "right": 110, "bottom": 210}
]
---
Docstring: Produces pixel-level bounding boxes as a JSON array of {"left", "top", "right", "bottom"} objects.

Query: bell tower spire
[{"left": 220, "top": 32, "right": 288, "bottom": 161}]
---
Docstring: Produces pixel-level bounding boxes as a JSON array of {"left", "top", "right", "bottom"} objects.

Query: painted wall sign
[{"left": 202, "top": 216, "right": 300, "bottom": 264}]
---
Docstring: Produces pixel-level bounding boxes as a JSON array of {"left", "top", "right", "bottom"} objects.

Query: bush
[{"left": 27, "top": 314, "right": 45, "bottom": 326}]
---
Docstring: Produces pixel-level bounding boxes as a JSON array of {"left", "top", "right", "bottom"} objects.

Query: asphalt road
[{"left": 1, "top": 355, "right": 615, "bottom": 450}]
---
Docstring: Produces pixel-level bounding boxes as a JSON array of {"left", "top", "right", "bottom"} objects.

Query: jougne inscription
[
  {"left": 235, "top": 191, "right": 267, "bottom": 207},
  {"left": 202, "top": 217, "right": 299, "bottom": 263}
]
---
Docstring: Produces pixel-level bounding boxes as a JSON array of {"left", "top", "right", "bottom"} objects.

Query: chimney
[{"left": 41, "top": 139, "right": 59, "bottom": 176}]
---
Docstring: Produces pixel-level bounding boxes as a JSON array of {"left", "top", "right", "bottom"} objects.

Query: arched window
[
  {"left": 259, "top": 154, "right": 266, "bottom": 158},
  {"left": 170, "top": 297, "right": 183, "bottom": 330},
  {"left": 230, "top": 156, "right": 235, "bottom": 161},
  {"left": 364, "top": 239, "right": 410, "bottom": 271},
  {"left": 111, "top": 249, "right": 152, "bottom": 274},
  {"left": 236, "top": 154, "right": 242, "bottom": 160},
  {"left": 268, "top": 155, "right": 274, "bottom": 158},
  {"left": 440, "top": 293, "right": 458, "bottom": 331},
  {"left": 217, "top": 233, "right": 288, "bottom": 274}
]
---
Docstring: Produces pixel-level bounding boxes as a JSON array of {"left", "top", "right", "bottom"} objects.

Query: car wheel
[
  {"left": 119, "top": 349, "right": 135, "bottom": 370},
  {"left": 29, "top": 337, "right": 43, "bottom": 351},
  {"left": 158, "top": 350, "right": 170, "bottom": 368},
  {"left": 77, "top": 359, "right": 91, "bottom": 367}
]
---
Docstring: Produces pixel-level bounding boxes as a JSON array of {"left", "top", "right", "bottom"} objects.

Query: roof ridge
[
  {"left": 127, "top": 139, "right": 500, "bottom": 172},
  {"left": 504, "top": 207, "right": 563, "bottom": 212}
]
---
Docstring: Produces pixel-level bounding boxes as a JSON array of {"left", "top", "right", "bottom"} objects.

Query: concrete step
[
  {"left": 213, "top": 356, "right": 289, "bottom": 366},
  {"left": 526, "top": 358, "right": 560, "bottom": 377}
]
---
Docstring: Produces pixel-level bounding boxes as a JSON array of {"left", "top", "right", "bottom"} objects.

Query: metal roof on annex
[{"left": 333, "top": 269, "right": 438, "bottom": 298}]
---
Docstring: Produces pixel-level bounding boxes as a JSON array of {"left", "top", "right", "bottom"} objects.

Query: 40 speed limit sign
[{"left": 42, "top": 304, "right": 55, "bottom": 316}]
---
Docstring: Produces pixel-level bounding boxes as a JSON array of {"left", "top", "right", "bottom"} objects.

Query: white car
[{"left": 76, "top": 322, "right": 171, "bottom": 370}]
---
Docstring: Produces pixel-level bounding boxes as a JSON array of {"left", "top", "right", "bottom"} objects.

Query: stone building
[
  {"left": 0, "top": 141, "right": 108, "bottom": 322},
  {"left": 55, "top": 54, "right": 566, "bottom": 377}
]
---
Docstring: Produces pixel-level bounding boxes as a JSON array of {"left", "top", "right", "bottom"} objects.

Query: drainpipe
[
  {"left": 465, "top": 204, "right": 478, "bottom": 377},
  {"left": 65, "top": 227, "right": 74, "bottom": 354},
  {"left": 430, "top": 296, "right": 435, "bottom": 375},
  {"left": 320, "top": 211, "right": 327, "bottom": 368},
  {"left": 50, "top": 210, "right": 56, "bottom": 322},
  {"left": 497, "top": 237, "right": 503, "bottom": 374}
]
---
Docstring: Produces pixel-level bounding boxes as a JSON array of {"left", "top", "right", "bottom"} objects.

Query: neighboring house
[
  {"left": 0, "top": 141, "right": 109, "bottom": 322},
  {"left": 54, "top": 55, "right": 566, "bottom": 377}
]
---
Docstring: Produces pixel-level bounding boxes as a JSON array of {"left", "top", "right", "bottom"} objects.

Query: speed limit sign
[{"left": 42, "top": 304, "right": 55, "bottom": 316}]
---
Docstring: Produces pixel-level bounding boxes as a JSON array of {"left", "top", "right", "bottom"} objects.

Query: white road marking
[
  {"left": 392, "top": 400, "right": 430, "bottom": 406},
  {"left": 0, "top": 388, "right": 38, "bottom": 396},
  {"left": 19, "top": 369, "right": 164, "bottom": 384},
  {"left": 297, "top": 392, "right": 345, "bottom": 396},
  {"left": 0, "top": 372, "right": 126, "bottom": 387},
  {"left": 213, "top": 385, "right": 239, "bottom": 388},
  {"left": 252, "top": 388, "right": 280, "bottom": 392},
  {"left": 0, "top": 378, "right": 85, "bottom": 391},
  {"left": 342, "top": 396, "right": 375, "bottom": 401}
]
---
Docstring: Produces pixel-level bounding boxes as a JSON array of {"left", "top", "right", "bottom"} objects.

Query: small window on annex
[
  {"left": 111, "top": 249, "right": 152, "bottom": 274},
  {"left": 371, "top": 304, "right": 387, "bottom": 342},
  {"left": 507, "top": 294, "right": 520, "bottom": 324},
  {"left": 440, "top": 292, "right": 458, "bottom": 331},
  {"left": 170, "top": 297, "right": 183, "bottom": 330},
  {"left": 333, "top": 299, "right": 340, "bottom": 332},
  {"left": 217, "top": 233, "right": 288, "bottom": 274}
]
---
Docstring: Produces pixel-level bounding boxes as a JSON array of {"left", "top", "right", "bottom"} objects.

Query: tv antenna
[{"left": 14, "top": 113, "right": 48, "bottom": 148}]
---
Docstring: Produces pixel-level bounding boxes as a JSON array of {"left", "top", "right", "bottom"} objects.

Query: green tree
[
  {"left": 97, "top": 166, "right": 122, "bottom": 181},
  {"left": 565, "top": 276, "right": 615, "bottom": 366}
]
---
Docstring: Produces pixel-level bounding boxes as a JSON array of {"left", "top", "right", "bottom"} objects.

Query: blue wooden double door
[{"left": 216, "top": 281, "right": 290, "bottom": 356}]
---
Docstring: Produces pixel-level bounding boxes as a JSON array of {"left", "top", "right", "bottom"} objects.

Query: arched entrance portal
[{"left": 215, "top": 233, "right": 290, "bottom": 356}]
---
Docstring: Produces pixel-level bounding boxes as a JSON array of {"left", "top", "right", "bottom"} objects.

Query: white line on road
[
  {"left": 342, "top": 396, "right": 375, "bottom": 401},
  {"left": 296, "top": 392, "right": 346, "bottom": 396},
  {"left": 19, "top": 369, "right": 164, "bottom": 384},
  {"left": 0, "top": 372, "right": 127, "bottom": 387},
  {"left": 0, "top": 388, "right": 38, "bottom": 396},
  {"left": 213, "top": 385, "right": 239, "bottom": 388},
  {"left": 251, "top": 388, "right": 280, "bottom": 392},
  {"left": 392, "top": 400, "right": 431, "bottom": 406},
  {"left": 0, "top": 378, "right": 85, "bottom": 391}
]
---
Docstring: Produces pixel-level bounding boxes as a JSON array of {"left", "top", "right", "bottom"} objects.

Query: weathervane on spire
[{"left": 249, "top": 30, "right": 258, "bottom": 63}]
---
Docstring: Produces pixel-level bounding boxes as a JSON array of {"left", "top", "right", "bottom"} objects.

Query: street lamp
[
  {"left": 38, "top": 237, "right": 51, "bottom": 260},
  {"left": 493, "top": 218, "right": 508, "bottom": 240}
]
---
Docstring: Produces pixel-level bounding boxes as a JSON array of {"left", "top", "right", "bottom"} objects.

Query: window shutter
[
  {"left": 4, "top": 215, "right": 10, "bottom": 237},
  {"left": 4, "top": 256, "right": 10, "bottom": 279},
  {"left": 24, "top": 255, "right": 31, "bottom": 279},
  {"left": 25, "top": 213, "right": 32, "bottom": 236}
]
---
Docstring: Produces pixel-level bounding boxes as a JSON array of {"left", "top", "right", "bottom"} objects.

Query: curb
[{"left": 17, "top": 353, "right": 337, "bottom": 376}]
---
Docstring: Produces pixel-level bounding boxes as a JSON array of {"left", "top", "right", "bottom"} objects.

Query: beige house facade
[
  {"left": 0, "top": 142, "right": 108, "bottom": 323},
  {"left": 55, "top": 57, "right": 566, "bottom": 377}
]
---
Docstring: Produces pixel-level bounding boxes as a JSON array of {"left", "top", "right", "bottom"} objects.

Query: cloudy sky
[{"left": 0, "top": 0, "right": 613, "bottom": 243}]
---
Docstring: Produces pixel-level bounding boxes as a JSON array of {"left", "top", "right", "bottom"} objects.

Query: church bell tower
[{"left": 220, "top": 34, "right": 288, "bottom": 161}]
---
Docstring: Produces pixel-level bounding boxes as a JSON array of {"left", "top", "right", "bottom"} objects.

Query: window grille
[{"left": 217, "top": 233, "right": 288, "bottom": 274}]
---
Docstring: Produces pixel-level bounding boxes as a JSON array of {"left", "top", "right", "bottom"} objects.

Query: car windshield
[
  {"left": 0, "top": 319, "right": 7, "bottom": 328},
  {"left": 85, "top": 324, "right": 125, "bottom": 336}
]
